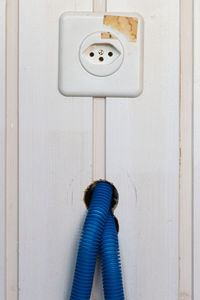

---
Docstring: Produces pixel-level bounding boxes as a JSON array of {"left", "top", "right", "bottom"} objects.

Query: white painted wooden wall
[
  {"left": 0, "top": 0, "right": 197, "bottom": 299},
  {"left": 0, "top": 1, "right": 6, "bottom": 299},
  {"left": 18, "top": 0, "right": 179, "bottom": 299},
  {"left": 194, "top": 0, "right": 200, "bottom": 298}
]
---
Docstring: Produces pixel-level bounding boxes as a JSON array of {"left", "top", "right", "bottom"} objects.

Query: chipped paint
[
  {"left": 101, "top": 32, "right": 117, "bottom": 40},
  {"left": 103, "top": 15, "right": 138, "bottom": 42}
]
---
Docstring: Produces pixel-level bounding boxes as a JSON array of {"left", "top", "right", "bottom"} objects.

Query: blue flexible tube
[{"left": 70, "top": 181, "right": 124, "bottom": 300}]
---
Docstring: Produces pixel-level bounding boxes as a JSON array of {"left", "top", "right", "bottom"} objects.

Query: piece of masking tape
[{"left": 103, "top": 15, "right": 138, "bottom": 42}]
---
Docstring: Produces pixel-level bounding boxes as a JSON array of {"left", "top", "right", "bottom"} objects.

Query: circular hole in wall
[
  {"left": 83, "top": 180, "right": 119, "bottom": 232},
  {"left": 99, "top": 57, "right": 104, "bottom": 62},
  {"left": 90, "top": 52, "right": 94, "bottom": 57}
]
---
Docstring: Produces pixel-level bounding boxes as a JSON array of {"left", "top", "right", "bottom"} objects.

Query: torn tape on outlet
[
  {"left": 101, "top": 32, "right": 117, "bottom": 40},
  {"left": 103, "top": 15, "right": 138, "bottom": 42}
]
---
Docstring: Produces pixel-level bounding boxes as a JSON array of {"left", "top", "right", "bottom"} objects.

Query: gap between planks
[{"left": 5, "top": 0, "right": 19, "bottom": 300}]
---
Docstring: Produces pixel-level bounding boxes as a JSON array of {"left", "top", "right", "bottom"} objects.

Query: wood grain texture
[
  {"left": 19, "top": 0, "right": 92, "bottom": 299},
  {"left": 5, "top": 0, "right": 19, "bottom": 299},
  {"left": 0, "top": 1, "right": 6, "bottom": 299},
  {"left": 93, "top": 0, "right": 106, "bottom": 12},
  {"left": 179, "top": 0, "right": 193, "bottom": 299},
  {"left": 106, "top": 0, "right": 179, "bottom": 299},
  {"left": 194, "top": 0, "right": 199, "bottom": 299},
  {"left": 92, "top": 97, "right": 106, "bottom": 180},
  {"left": 18, "top": 0, "right": 181, "bottom": 300}
]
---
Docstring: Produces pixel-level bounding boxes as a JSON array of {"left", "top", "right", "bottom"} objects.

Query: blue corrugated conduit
[{"left": 70, "top": 180, "right": 124, "bottom": 299}]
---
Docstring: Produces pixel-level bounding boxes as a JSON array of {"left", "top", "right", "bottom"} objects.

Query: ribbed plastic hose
[{"left": 70, "top": 181, "right": 124, "bottom": 300}]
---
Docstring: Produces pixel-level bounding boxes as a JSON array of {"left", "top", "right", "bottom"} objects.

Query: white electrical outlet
[{"left": 58, "top": 12, "right": 144, "bottom": 97}]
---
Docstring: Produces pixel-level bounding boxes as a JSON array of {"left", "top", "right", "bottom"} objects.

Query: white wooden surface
[
  {"left": 0, "top": 1, "right": 6, "bottom": 299},
  {"left": 19, "top": 0, "right": 93, "bottom": 299},
  {"left": 194, "top": 0, "right": 200, "bottom": 299},
  {"left": 92, "top": 98, "right": 106, "bottom": 180},
  {"left": 179, "top": 0, "right": 193, "bottom": 299},
  {"left": 5, "top": 0, "right": 19, "bottom": 299},
  {"left": 18, "top": 0, "right": 180, "bottom": 300},
  {"left": 106, "top": 1, "right": 179, "bottom": 299}
]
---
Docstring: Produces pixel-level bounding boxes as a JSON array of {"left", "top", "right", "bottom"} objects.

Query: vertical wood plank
[
  {"left": 106, "top": 1, "right": 179, "bottom": 299},
  {"left": 5, "top": 0, "right": 19, "bottom": 299},
  {"left": 19, "top": 0, "right": 92, "bottom": 299},
  {"left": 93, "top": 0, "right": 106, "bottom": 12},
  {"left": 179, "top": 0, "right": 193, "bottom": 299},
  {"left": 194, "top": 0, "right": 199, "bottom": 298},
  {"left": 0, "top": 1, "right": 6, "bottom": 299},
  {"left": 92, "top": 98, "right": 106, "bottom": 180},
  {"left": 92, "top": 0, "right": 106, "bottom": 181}
]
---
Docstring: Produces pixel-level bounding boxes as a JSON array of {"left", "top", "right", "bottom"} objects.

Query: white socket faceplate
[{"left": 58, "top": 12, "right": 144, "bottom": 97}]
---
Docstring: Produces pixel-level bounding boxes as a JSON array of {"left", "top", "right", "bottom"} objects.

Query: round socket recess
[{"left": 79, "top": 32, "right": 124, "bottom": 77}]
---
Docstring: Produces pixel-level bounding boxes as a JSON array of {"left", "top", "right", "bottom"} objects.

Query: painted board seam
[{"left": 5, "top": 0, "right": 19, "bottom": 299}]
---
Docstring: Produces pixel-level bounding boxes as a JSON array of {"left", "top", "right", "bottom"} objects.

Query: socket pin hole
[
  {"left": 108, "top": 52, "right": 113, "bottom": 57},
  {"left": 90, "top": 52, "right": 94, "bottom": 57},
  {"left": 99, "top": 57, "right": 104, "bottom": 62}
]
